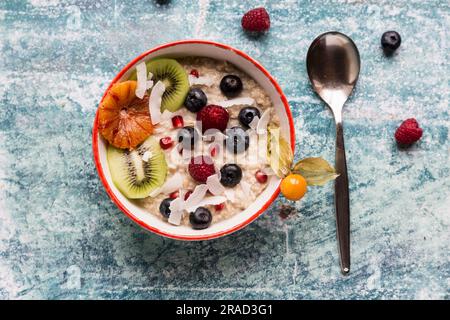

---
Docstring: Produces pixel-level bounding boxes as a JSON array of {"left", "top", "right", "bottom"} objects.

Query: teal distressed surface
[{"left": 0, "top": 0, "right": 449, "bottom": 299}]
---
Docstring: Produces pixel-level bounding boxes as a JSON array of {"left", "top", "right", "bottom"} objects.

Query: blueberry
[
  {"left": 185, "top": 88, "right": 207, "bottom": 112},
  {"left": 154, "top": 0, "right": 170, "bottom": 5},
  {"left": 220, "top": 164, "right": 242, "bottom": 187},
  {"left": 177, "top": 126, "right": 199, "bottom": 149},
  {"left": 220, "top": 75, "right": 243, "bottom": 97},
  {"left": 381, "top": 31, "right": 401, "bottom": 55},
  {"left": 238, "top": 107, "right": 261, "bottom": 128},
  {"left": 189, "top": 207, "right": 212, "bottom": 229},
  {"left": 159, "top": 198, "right": 173, "bottom": 218},
  {"left": 225, "top": 126, "right": 249, "bottom": 154}
]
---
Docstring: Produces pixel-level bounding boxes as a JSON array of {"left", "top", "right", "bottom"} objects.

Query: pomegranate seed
[
  {"left": 255, "top": 170, "right": 268, "bottom": 183},
  {"left": 169, "top": 191, "right": 179, "bottom": 199},
  {"left": 171, "top": 115, "right": 184, "bottom": 128},
  {"left": 159, "top": 137, "right": 174, "bottom": 150},
  {"left": 184, "top": 191, "right": 193, "bottom": 201},
  {"left": 214, "top": 203, "right": 225, "bottom": 211},
  {"left": 190, "top": 69, "right": 199, "bottom": 78},
  {"left": 210, "top": 146, "right": 217, "bottom": 157}
]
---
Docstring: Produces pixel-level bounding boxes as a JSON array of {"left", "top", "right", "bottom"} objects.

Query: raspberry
[
  {"left": 210, "top": 146, "right": 218, "bottom": 157},
  {"left": 188, "top": 156, "right": 216, "bottom": 183},
  {"left": 395, "top": 118, "right": 423, "bottom": 145},
  {"left": 241, "top": 7, "right": 270, "bottom": 33},
  {"left": 197, "top": 105, "right": 229, "bottom": 133}
]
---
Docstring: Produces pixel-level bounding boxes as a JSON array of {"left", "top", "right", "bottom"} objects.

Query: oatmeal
[{"left": 98, "top": 56, "right": 280, "bottom": 230}]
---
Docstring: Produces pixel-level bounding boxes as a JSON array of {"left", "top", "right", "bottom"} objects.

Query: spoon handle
[{"left": 335, "top": 121, "right": 350, "bottom": 274}]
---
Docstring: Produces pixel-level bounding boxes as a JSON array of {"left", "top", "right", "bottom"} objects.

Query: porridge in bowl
[{"left": 97, "top": 56, "right": 284, "bottom": 230}]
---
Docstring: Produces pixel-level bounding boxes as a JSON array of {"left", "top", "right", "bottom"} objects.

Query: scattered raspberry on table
[
  {"left": 241, "top": 7, "right": 270, "bottom": 33},
  {"left": 394, "top": 118, "right": 423, "bottom": 145}
]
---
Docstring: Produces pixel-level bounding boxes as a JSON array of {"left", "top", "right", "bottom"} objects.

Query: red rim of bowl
[{"left": 92, "top": 39, "right": 296, "bottom": 241}]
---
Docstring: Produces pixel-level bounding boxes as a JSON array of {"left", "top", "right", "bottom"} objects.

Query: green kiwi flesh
[
  {"left": 107, "top": 136, "right": 167, "bottom": 199},
  {"left": 129, "top": 58, "right": 189, "bottom": 112}
]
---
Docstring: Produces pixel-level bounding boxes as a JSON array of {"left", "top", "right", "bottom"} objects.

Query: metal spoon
[{"left": 306, "top": 31, "right": 360, "bottom": 275}]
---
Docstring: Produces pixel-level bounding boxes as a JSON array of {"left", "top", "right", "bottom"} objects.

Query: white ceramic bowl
[{"left": 92, "top": 40, "right": 295, "bottom": 240}]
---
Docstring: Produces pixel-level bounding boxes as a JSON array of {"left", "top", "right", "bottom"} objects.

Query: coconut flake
[
  {"left": 181, "top": 147, "right": 192, "bottom": 161},
  {"left": 149, "top": 172, "right": 183, "bottom": 197},
  {"left": 185, "top": 196, "right": 228, "bottom": 212},
  {"left": 224, "top": 189, "right": 236, "bottom": 203},
  {"left": 160, "top": 173, "right": 184, "bottom": 194},
  {"left": 260, "top": 167, "right": 281, "bottom": 183},
  {"left": 257, "top": 109, "right": 271, "bottom": 134},
  {"left": 149, "top": 188, "right": 160, "bottom": 198},
  {"left": 183, "top": 184, "right": 209, "bottom": 209},
  {"left": 262, "top": 166, "right": 276, "bottom": 176},
  {"left": 215, "top": 165, "right": 221, "bottom": 180},
  {"left": 188, "top": 75, "right": 214, "bottom": 87},
  {"left": 148, "top": 81, "right": 166, "bottom": 125},
  {"left": 168, "top": 210, "right": 183, "bottom": 225},
  {"left": 145, "top": 72, "right": 154, "bottom": 90},
  {"left": 168, "top": 196, "right": 185, "bottom": 225},
  {"left": 161, "top": 109, "right": 173, "bottom": 121},
  {"left": 206, "top": 174, "right": 225, "bottom": 196},
  {"left": 216, "top": 97, "right": 255, "bottom": 109},
  {"left": 168, "top": 144, "right": 183, "bottom": 169},
  {"left": 170, "top": 195, "right": 185, "bottom": 212},
  {"left": 240, "top": 181, "right": 252, "bottom": 198},
  {"left": 153, "top": 126, "right": 167, "bottom": 134},
  {"left": 248, "top": 116, "right": 260, "bottom": 131},
  {"left": 142, "top": 151, "right": 152, "bottom": 162},
  {"left": 135, "top": 62, "right": 147, "bottom": 99}
]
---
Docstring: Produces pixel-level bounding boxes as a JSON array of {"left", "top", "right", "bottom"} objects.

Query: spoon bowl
[
  {"left": 306, "top": 32, "right": 360, "bottom": 274},
  {"left": 307, "top": 32, "right": 360, "bottom": 117}
]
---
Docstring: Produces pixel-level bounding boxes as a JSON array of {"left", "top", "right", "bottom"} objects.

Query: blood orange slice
[{"left": 98, "top": 81, "right": 153, "bottom": 150}]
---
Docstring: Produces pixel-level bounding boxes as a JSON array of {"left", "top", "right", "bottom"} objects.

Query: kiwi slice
[
  {"left": 107, "top": 136, "right": 168, "bottom": 199},
  {"left": 129, "top": 58, "right": 189, "bottom": 112}
]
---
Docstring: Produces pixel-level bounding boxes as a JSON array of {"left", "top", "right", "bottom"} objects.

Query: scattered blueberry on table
[{"left": 381, "top": 31, "right": 402, "bottom": 55}]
